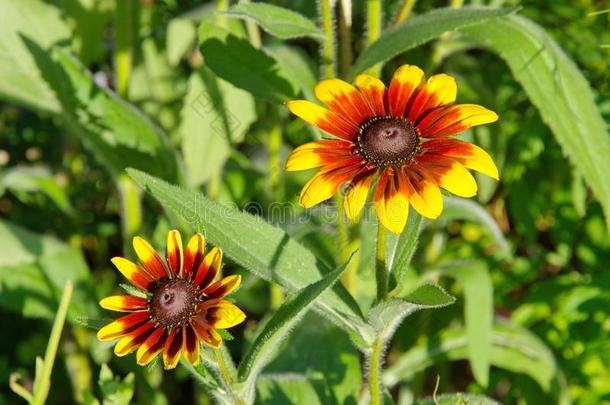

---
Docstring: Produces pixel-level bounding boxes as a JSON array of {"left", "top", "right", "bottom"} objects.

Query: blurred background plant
[{"left": 0, "top": 0, "right": 609, "bottom": 404}]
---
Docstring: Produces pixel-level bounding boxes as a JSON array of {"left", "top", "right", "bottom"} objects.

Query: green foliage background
[{"left": 0, "top": 0, "right": 609, "bottom": 404}]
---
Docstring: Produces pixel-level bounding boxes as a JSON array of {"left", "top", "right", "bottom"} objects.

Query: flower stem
[
  {"left": 319, "top": 0, "right": 336, "bottom": 79},
  {"left": 375, "top": 220, "right": 388, "bottom": 301},
  {"left": 32, "top": 281, "right": 73, "bottom": 405},
  {"left": 214, "top": 347, "right": 245, "bottom": 405},
  {"left": 338, "top": 0, "right": 353, "bottom": 79},
  {"left": 366, "top": 0, "right": 383, "bottom": 77},
  {"left": 394, "top": 0, "right": 416, "bottom": 24},
  {"left": 368, "top": 336, "right": 385, "bottom": 405}
]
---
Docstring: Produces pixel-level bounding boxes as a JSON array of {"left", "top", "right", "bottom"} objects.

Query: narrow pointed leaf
[
  {"left": 224, "top": 3, "right": 324, "bottom": 41},
  {"left": 462, "top": 15, "right": 610, "bottom": 233},
  {"left": 238, "top": 257, "right": 351, "bottom": 388},
  {"left": 350, "top": 7, "right": 517, "bottom": 78}
]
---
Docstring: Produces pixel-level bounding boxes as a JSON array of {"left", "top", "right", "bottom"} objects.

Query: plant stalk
[
  {"left": 338, "top": 0, "right": 353, "bottom": 79},
  {"left": 366, "top": 0, "right": 383, "bottom": 77},
  {"left": 375, "top": 220, "right": 388, "bottom": 301},
  {"left": 32, "top": 281, "right": 73, "bottom": 405},
  {"left": 368, "top": 336, "right": 385, "bottom": 405},
  {"left": 319, "top": 0, "right": 336, "bottom": 79},
  {"left": 394, "top": 0, "right": 416, "bottom": 24}
]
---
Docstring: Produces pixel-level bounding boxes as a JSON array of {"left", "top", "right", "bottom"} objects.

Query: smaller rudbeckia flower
[
  {"left": 97, "top": 230, "right": 245, "bottom": 369},
  {"left": 285, "top": 64, "right": 499, "bottom": 234}
]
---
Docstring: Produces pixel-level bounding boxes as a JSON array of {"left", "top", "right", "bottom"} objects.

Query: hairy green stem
[
  {"left": 375, "top": 220, "right": 388, "bottom": 301},
  {"left": 32, "top": 281, "right": 73, "bottom": 405},
  {"left": 366, "top": 0, "right": 383, "bottom": 77},
  {"left": 394, "top": 0, "right": 416, "bottom": 24},
  {"left": 114, "top": 0, "right": 138, "bottom": 98},
  {"left": 338, "top": 0, "right": 353, "bottom": 79},
  {"left": 369, "top": 337, "right": 385, "bottom": 405},
  {"left": 319, "top": 0, "right": 336, "bottom": 79},
  {"left": 214, "top": 348, "right": 245, "bottom": 405}
]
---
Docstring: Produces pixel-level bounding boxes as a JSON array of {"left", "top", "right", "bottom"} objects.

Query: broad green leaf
[
  {"left": 350, "top": 7, "right": 516, "bottom": 78},
  {"left": 199, "top": 22, "right": 297, "bottom": 102},
  {"left": 442, "top": 197, "right": 511, "bottom": 258},
  {"left": 127, "top": 169, "right": 373, "bottom": 342},
  {"left": 98, "top": 364, "right": 135, "bottom": 405},
  {"left": 462, "top": 15, "right": 610, "bottom": 233},
  {"left": 0, "top": 0, "right": 70, "bottom": 113},
  {"left": 369, "top": 283, "right": 455, "bottom": 340},
  {"left": 224, "top": 3, "right": 324, "bottom": 41},
  {"left": 34, "top": 49, "right": 180, "bottom": 182},
  {"left": 262, "top": 313, "right": 361, "bottom": 404},
  {"left": 383, "top": 321, "right": 566, "bottom": 399},
  {"left": 238, "top": 259, "right": 351, "bottom": 399},
  {"left": 167, "top": 18, "right": 197, "bottom": 67},
  {"left": 439, "top": 261, "right": 493, "bottom": 387},
  {"left": 265, "top": 45, "right": 317, "bottom": 102},
  {"left": 180, "top": 67, "right": 256, "bottom": 186},
  {"left": 0, "top": 166, "right": 74, "bottom": 215},
  {"left": 413, "top": 393, "right": 501, "bottom": 405},
  {"left": 0, "top": 220, "right": 99, "bottom": 321},
  {"left": 387, "top": 209, "right": 423, "bottom": 288},
  {"left": 255, "top": 374, "right": 326, "bottom": 405}
]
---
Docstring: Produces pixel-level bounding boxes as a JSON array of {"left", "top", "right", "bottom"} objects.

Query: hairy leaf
[{"left": 462, "top": 15, "right": 610, "bottom": 233}]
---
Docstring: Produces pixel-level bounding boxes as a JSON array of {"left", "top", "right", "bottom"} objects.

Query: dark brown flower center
[
  {"left": 358, "top": 117, "right": 420, "bottom": 166},
  {"left": 149, "top": 279, "right": 199, "bottom": 327}
]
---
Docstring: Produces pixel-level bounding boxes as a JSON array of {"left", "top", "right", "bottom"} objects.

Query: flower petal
[
  {"left": 183, "top": 326, "right": 200, "bottom": 365},
  {"left": 162, "top": 327, "right": 183, "bottom": 370},
  {"left": 299, "top": 162, "right": 363, "bottom": 208},
  {"left": 343, "top": 170, "right": 375, "bottom": 220},
  {"left": 354, "top": 74, "right": 387, "bottom": 116},
  {"left": 417, "top": 104, "right": 498, "bottom": 138},
  {"left": 206, "top": 300, "right": 246, "bottom": 329},
  {"left": 191, "top": 318, "right": 221, "bottom": 348},
  {"left": 203, "top": 275, "right": 241, "bottom": 299},
  {"left": 423, "top": 139, "right": 499, "bottom": 180},
  {"left": 193, "top": 246, "right": 223, "bottom": 289},
  {"left": 97, "top": 312, "right": 149, "bottom": 341},
  {"left": 166, "top": 230, "right": 183, "bottom": 278},
  {"left": 136, "top": 328, "right": 167, "bottom": 366},
  {"left": 404, "top": 171, "right": 443, "bottom": 219},
  {"left": 286, "top": 100, "right": 357, "bottom": 140},
  {"left": 114, "top": 322, "right": 155, "bottom": 356},
  {"left": 387, "top": 64, "right": 425, "bottom": 117},
  {"left": 99, "top": 295, "right": 148, "bottom": 312},
  {"left": 407, "top": 74, "right": 457, "bottom": 121},
  {"left": 110, "top": 257, "right": 155, "bottom": 292},
  {"left": 285, "top": 140, "right": 354, "bottom": 172},
  {"left": 419, "top": 157, "right": 478, "bottom": 197},
  {"left": 183, "top": 233, "right": 205, "bottom": 280},
  {"left": 314, "top": 79, "right": 374, "bottom": 125},
  {"left": 133, "top": 236, "right": 169, "bottom": 280},
  {"left": 374, "top": 168, "right": 410, "bottom": 234}
]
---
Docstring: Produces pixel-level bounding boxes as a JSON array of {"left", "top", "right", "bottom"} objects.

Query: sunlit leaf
[
  {"left": 224, "top": 3, "right": 324, "bottom": 41},
  {"left": 462, "top": 15, "right": 610, "bottom": 233},
  {"left": 350, "top": 7, "right": 517, "bottom": 78}
]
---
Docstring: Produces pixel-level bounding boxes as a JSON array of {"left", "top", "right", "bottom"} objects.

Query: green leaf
[
  {"left": 255, "top": 374, "right": 327, "bottom": 405},
  {"left": 127, "top": 169, "right": 372, "bottom": 341},
  {"left": 0, "top": 219, "right": 99, "bottom": 321},
  {"left": 224, "top": 3, "right": 324, "bottom": 41},
  {"left": 199, "top": 22, "right": 297, "bottom": 102},
  {"left": 167, "top": 18, "right": 197, "bottom": 67},
  {"left": 98, "top": 364, "right": 135, "bottom": 405},
  {"left": 237, "top": 258, "right": 351, "bottom": 393},
  {"left": 413, "top": 393, "right": 501, "bottom": 405},
  {"left": 369, "top": 283, "right": 455, "bottom": 340},
  {"left": 262, "top": 312, "right": 361, "bottom": 404},
  {"left": 387, "top": 209, "right": 423, "bottom": 289},
  {"left": 383, "top": 320, "right": 566, "bottom": 399},
  {"left": 462, "top": 15, "right": 610, "bottom": 233},
  {"left": 438, "top": 261, "right": 493, "bottom": 387},
  {"left": 350, "top": 7, "right": 517, "bottom": 78},
  {"left": 180, "top": 67, "right": 256, "bottom": 186},
  {"left": 0, "top": 0, "right": 70, "bottom": 113},
  {"left": 442, "top": 197, "right": 511, "bottom": 259},
  {"left": 265, "top": 45, "right": 317, "bottom": 102},
  {"left": 30, "top": 48, "right": 180, "bottom": 182}
]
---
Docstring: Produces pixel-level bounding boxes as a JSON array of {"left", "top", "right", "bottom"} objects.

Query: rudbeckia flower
[
  {"left": 285, "top": 64, "right": 499, "bottom": 234},
  {"left": 97, "top": 230, "right": 245, "bottom": 369}
]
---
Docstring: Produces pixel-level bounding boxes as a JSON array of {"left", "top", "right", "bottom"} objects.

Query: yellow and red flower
[
  {"left": 97, "top": 230, "right": 245, "bottom": 369},
  {"left": 285, "top": 64, "right": 499, "bottom": 234}
]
